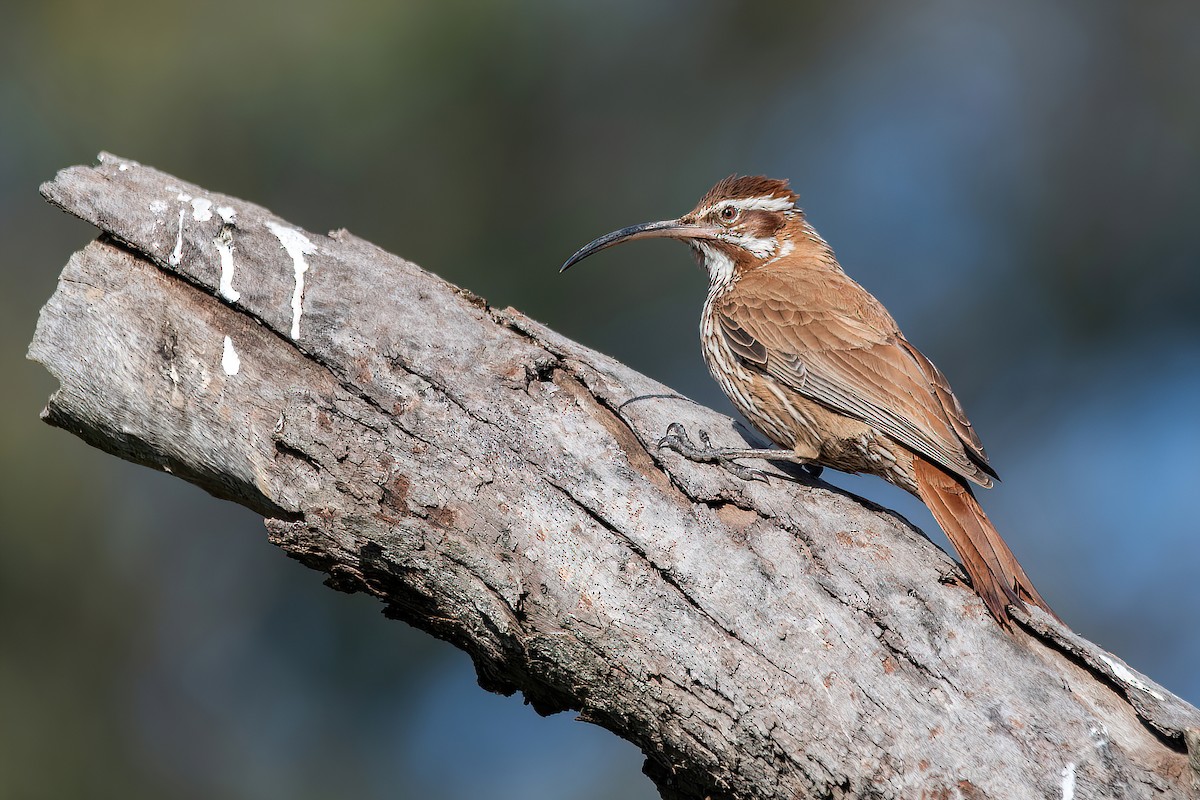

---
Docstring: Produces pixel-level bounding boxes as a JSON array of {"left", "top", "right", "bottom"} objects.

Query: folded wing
[{"left": 715, "top": 268, "right": 996, "bottom": 487}]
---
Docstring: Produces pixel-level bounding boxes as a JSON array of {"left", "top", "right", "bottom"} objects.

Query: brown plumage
[{"left": 561, "top": 175, "right": 1056, "bottom": 627}]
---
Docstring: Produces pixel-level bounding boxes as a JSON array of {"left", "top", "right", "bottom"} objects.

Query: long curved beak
[{"left": 560, "top": 219, "right": 722, "bottom": 272}]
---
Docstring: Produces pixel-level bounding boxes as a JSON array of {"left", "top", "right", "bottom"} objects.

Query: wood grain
[{"left": 28, "top": 153, "right": 1200, "bottom": 799}]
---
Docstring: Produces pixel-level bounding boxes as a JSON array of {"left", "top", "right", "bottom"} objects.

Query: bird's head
[{"left": 560, "top": 175, "right": 802, "bottom": 290}]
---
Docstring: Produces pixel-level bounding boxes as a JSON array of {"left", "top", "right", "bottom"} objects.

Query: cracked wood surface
[{"left": 28, "top": 153, "right": 1200, "bottom": 799}]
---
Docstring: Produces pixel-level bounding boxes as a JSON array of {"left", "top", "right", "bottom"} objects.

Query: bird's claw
[
  {"left": 658, "top": 423, "right": 719, "bottom": 461},
  {"left": 724, "top": 462, "right": 770, "bottom": 483},
  {"left": 658, "top": 423, "right": 768, "bottom": 482},
  {"left": 662, "top": 419, "right": 691, "bottom": 450},
  {"left": 658, "top": 422, "right": 700, "bottom": 456}
]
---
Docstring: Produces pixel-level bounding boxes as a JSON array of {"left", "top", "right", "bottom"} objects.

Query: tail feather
[{"left": 912, "top": 455, "right": 1056, "bottom": 626}]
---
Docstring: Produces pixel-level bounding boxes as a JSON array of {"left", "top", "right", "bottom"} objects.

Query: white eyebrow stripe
[
  {"left": 695, "top": 195, "right": 796, "bottom": 218},
  {"left": 727, "top": 195, "right": 795, "bottom": 212}
]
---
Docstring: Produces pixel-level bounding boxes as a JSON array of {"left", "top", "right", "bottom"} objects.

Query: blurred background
[{"left": 3, "top": 1, "right": 1199, "bottom": 797}]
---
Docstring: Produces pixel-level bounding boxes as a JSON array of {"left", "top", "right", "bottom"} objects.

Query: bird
[{"left": 560, "top": 175, "right": 1055, "bottom": 628}]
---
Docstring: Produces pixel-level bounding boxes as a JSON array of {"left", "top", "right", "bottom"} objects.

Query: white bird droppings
[
  {"left": 1097, "top": 654, "right": 1165, "bottom": 700},
  {"left": 1060, "top": 762, "right": 1076, "bottom": 800},
  {"left": 215, "top": 228, "right": 240, "bottom": 302},
  {"left": 191, "top": 197, "right": 213, "bottom": 222},
  {"left": 217, "top": 205, "right": 236, "bottom": 224},
  {"left": 265, "top": 221, "right": 317, "bottom": 340},
  {"left": 222, "top": 335, "right": 241, "bottom": 376},
  {"left": 168, "top": 208, "right": 185, "bottom": 266}
]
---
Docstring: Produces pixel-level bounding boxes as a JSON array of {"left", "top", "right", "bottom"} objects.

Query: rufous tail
[{"left": 912, "top": 455, "right": 1057, "bottom": 627}]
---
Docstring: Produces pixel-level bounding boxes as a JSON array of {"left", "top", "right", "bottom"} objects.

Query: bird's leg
[{"left": 657, "top": 423, "right": 814, "bottom": 482}]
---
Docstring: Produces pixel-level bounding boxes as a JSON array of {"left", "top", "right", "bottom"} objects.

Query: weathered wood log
[{"left": 29, "top": 153, "right": 1200, "bottom": 799}]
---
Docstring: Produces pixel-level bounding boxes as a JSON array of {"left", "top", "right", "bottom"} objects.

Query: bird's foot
[{"left": 658, "top": 423, "right": 816, "bottom": 483}]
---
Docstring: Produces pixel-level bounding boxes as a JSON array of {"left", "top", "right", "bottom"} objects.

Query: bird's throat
[{"left": 694, "top": 241, "right": 738, "bottom": 294}]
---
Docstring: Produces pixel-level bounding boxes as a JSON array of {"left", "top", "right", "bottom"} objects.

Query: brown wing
[{"left": 715, "top": 267, "right": 996, "bottom": 487}]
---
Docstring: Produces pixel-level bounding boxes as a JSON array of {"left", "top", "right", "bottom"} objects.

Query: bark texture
[{"left": 29, "top": 154, "right": 1200, "bottom": 799}]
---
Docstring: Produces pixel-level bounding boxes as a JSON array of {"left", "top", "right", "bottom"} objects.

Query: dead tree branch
[{"left": 28, "top": 154, "right": 1200, "bottom": 799}]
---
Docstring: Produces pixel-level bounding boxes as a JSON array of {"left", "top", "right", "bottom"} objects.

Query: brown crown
[{"left": 696, "top": 175, "right": 799, "bottom": 209}]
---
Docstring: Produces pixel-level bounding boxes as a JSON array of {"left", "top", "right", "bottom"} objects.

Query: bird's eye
[{"left": 719, "top": 206, "right": 739, "bottom": 224}]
